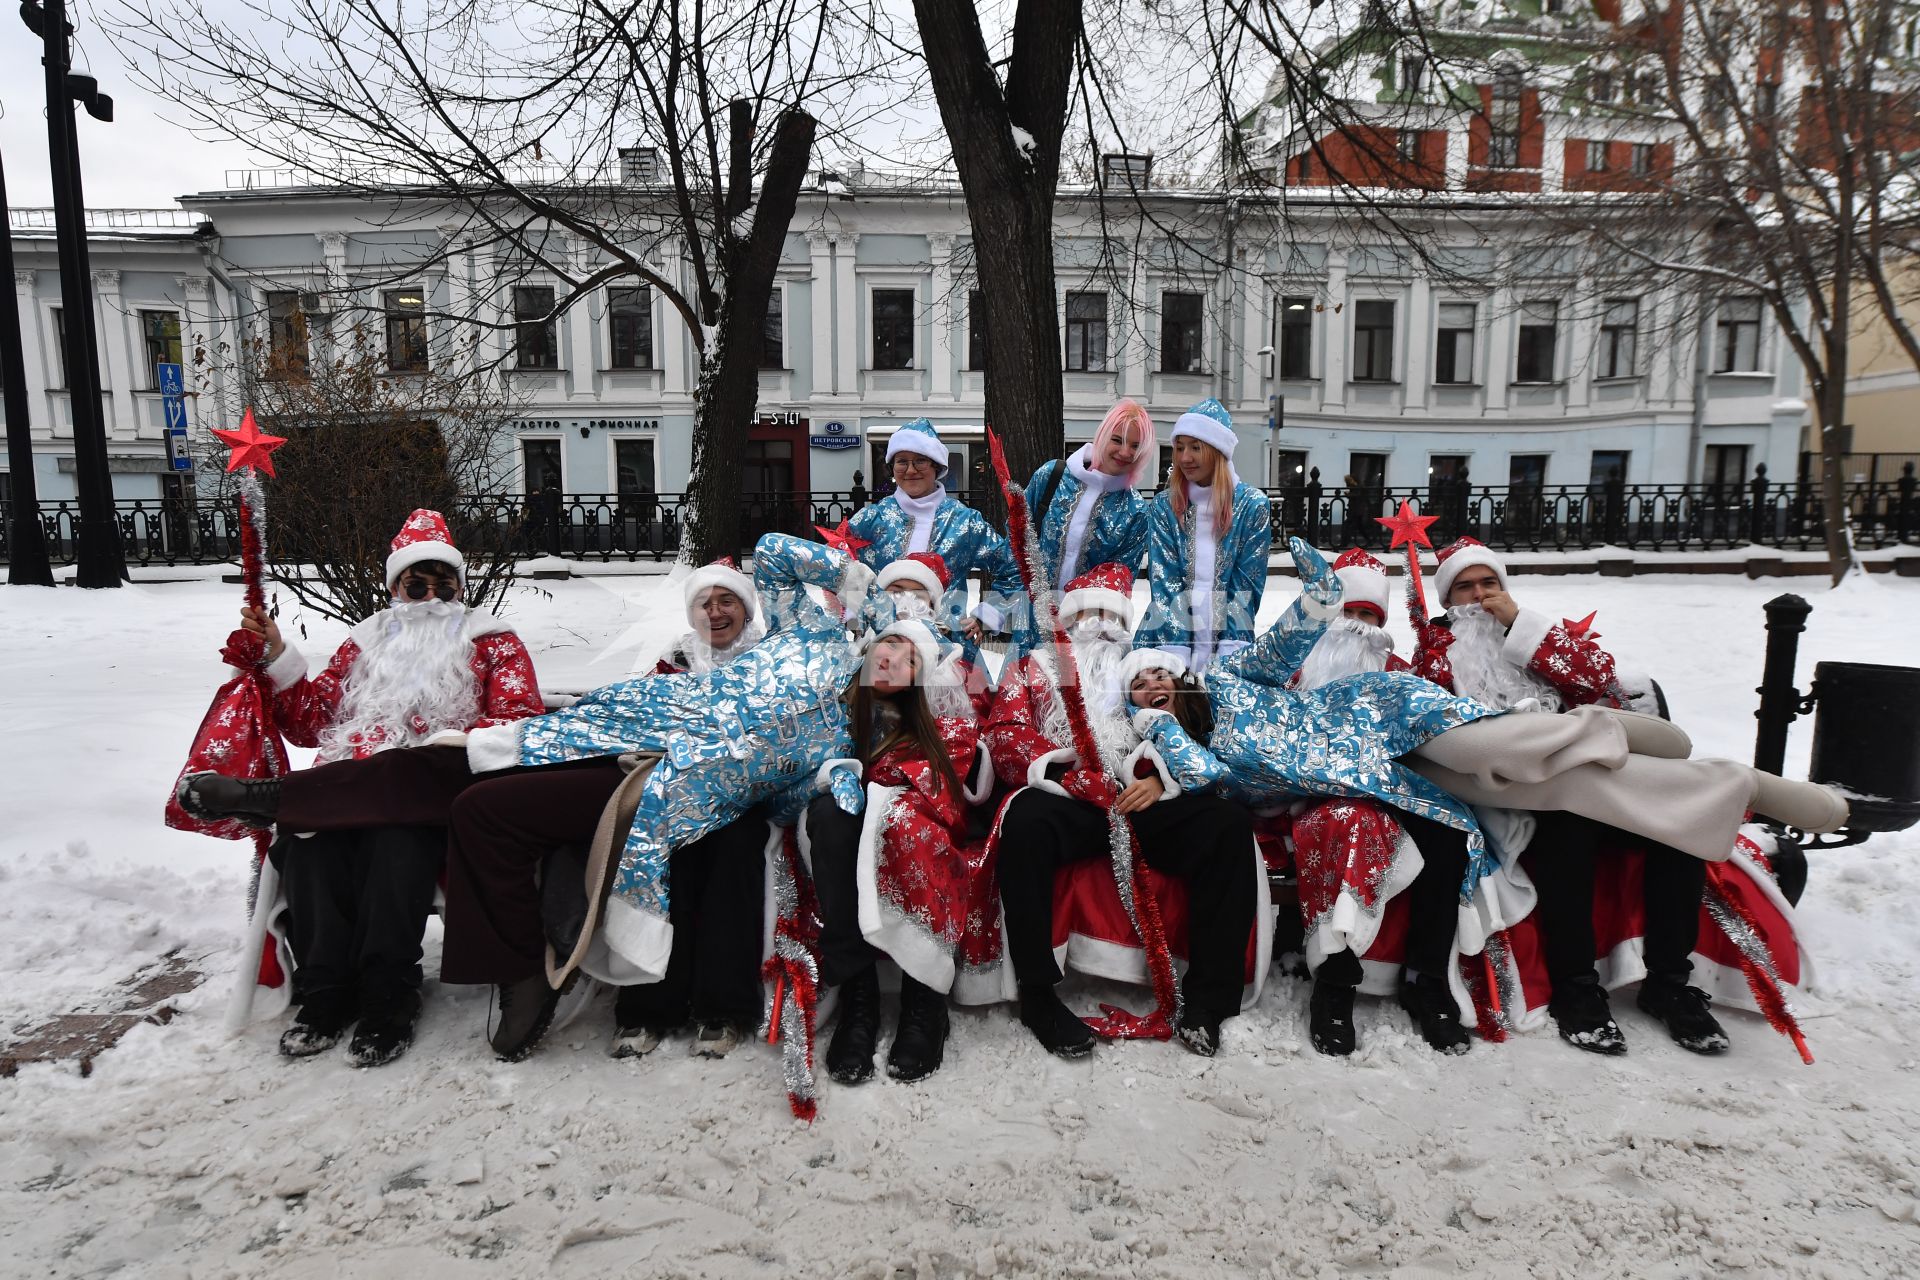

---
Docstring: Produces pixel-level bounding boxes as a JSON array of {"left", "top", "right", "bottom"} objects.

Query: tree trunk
[
  {"left": 681, "top": 109, "right": 817, "bottom": 565},
  {"left": 912, "top": 0, "right": 1083, "bottom": 484}
]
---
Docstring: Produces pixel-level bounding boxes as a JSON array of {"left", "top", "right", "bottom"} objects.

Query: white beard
[
  {"left": 1444, "top": 604, "right": 1563, "bottom": 713},
  {"left": 321, "top": 599, "right": 481, "bottom": 757},
  {"left": 1294, "top": 616, "right": 1395, "bottom": 691},
  {"left": 1037, "top": 634, "right": 1138, "bottom": 774}
]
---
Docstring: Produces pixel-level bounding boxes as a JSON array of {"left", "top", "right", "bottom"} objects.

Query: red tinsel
[
  {"left": 763, "top": 827, "right": 824, "bottom": 1120},
  {"left": 1704, "top": 842, "right": 1813, "bottom": 1065}
]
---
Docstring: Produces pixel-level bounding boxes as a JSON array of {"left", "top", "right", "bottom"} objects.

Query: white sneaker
[
  {"left": 609, "top": 1025, "right": 665, "bottom": 1059},
  {"left": 692, "top": 1022, "right": 745, "bottom": 1059}
]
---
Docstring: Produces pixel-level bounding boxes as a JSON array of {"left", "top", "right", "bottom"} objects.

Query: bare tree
[{"left": 109, "top": 0, "right": 902, "bottom": 563}]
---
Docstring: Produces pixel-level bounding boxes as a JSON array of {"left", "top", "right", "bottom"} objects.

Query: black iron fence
[{"left": 5, "top": 463, "right": 1916, "bottom": 569}]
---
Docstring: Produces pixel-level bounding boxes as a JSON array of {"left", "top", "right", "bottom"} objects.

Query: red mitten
[
  {"left": 220, "top": 628, "right": 267, "bottom": 669},
  {"left": 1060, "top": 768, "right": 1118, "bottom": 809}
]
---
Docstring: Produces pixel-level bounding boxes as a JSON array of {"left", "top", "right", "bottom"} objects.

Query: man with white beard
[
  {"left": 178, "top": 509, "right": 543, "bottom": 1066},
  {"left": 1411, "top": 537, "right": 1727, "bottom": 1056},
  {"left": 985, "top": 562, "right": 1258, "bottom": 1059},
  {"left": 1289, "top": 546, "right": 1409, "bottom": 691}
]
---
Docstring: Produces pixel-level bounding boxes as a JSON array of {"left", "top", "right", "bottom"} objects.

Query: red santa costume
[{"left": 871, "top": 551, "right": 997, "bottom": 718}]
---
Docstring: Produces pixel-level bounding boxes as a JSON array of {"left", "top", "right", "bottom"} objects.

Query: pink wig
[{"left": 1089, "top": 398, "right": 1157, "bottom": 486}]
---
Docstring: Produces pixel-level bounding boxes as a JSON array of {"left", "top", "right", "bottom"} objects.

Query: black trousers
[
  {"left": 804, "top": 794, "right": 881, "bottom": 988},
  {"left": 996, "top": 790, "right": 1258, "bottom": 1024},
  {"left": 1316, "top": 809, "right": 1471, "bottom": 989},
  {"left": 1528, "top": 810, "right": 1704, "bottom": 992},
  {"left": 613, "top": 817, "right": 769, "bottom": 1030},
  {"left": 269, "top": 824, "right": 443, "bottom": 1014},
  {"left": 276, "top": 744, "right": 476, "bottom": 832}
]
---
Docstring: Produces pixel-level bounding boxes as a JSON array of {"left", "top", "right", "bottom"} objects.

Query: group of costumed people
[{"left": 176, "top": 398, "right": 1842, "bottom": 1117}]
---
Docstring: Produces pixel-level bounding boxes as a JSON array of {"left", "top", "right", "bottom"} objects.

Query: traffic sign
[
  {"left": 163, "top": 398, "right": 189, "bottom": 432},
  {"left": 156, "top": 362, "right": 185, "bottom": 397}
]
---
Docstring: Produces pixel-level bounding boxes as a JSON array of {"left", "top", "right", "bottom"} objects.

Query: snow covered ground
[{"left": 3, "top": 568, "right": 1919, "bottom": 1278}]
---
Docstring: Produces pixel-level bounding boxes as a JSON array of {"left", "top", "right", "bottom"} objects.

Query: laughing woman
[{"left": 1134, "top": 398, "right": 1273, "bottom": 674}]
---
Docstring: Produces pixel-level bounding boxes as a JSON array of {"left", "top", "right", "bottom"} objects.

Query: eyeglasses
[
  {"left": 400, "top": 573, "right": 459, "bottom": 602},
  {"left": 891, "top": 457, "right": 932, "bottom": 473}
]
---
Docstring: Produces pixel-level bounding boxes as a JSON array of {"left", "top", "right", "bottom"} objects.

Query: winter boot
[
  {"left": 1308, "top": 975, "right": 1357, "bottom": 1057},
  {"left": 886, "top": 976, "right": 952, "bottom": 1082},
  {"left": 1601, "top": 709, "right": 1692, "bottom": 760},
  {"left": 1399, "top": 973, "right": 1471, "bottom": 1056},
  {"left": 278, "top": 993, "right": 357, "bottom": 1059},
  {"left": 177, "top": 771, "right": 281, "bottom": 828},
  {"left": 489, "top": 972, "right": 572, "bottom": 1062},
  {"left": 1176, "top": 1010, "right": 1223, "bottom": 1058},
  {"left": 692, "top": 1022, "right": 747, "bottom": 1059},
  {"left": 1748, "top": 772, "right": 1850, "bottom": 834},
  {"left": 1549, "top": 977, "right": 1628, "bottom": 1055},
  {"left": 826, "top": 966, "right": 882, "bottom": 1085},
  {"left": 1637, "top": 978, "right": 1731, "bottom": 1055},
  {"left": 348, "top": 990, "right": 420, "bottom": 1069},
  {"left": 611, "top": 984, "right": 682, "bottom": 1059},
  {"left": 609, "top": 1025, "right": 667, "bottom": 1059},
  {"left": 1017, "top": 984, "right": 1094, "bottom": 1059}
]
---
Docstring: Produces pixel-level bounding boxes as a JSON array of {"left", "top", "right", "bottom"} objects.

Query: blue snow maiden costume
[
  {"left": 847, "top": 418, "right": 1023, "bottom": 658},
  {"left": 1010, "top": 444, "right": 1150, "bottom": 655},
  {"left": 464, "top": 533, "right": 875, "bottom": 979},
  {"left": 1133, "top": 399, "right": 1273, "bottom": 674}
]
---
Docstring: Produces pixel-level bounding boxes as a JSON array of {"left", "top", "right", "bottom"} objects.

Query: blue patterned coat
[
  {"left": 1198, "top": 539, "right": 1506, "bottom": 897},
  {"left": 848, "top": 493, "right": 1023, "bottom": 651},
  {"left": 1010, "top": 459, "right": 1150, "bottom": 655},
  {"left": 464, "top": 533, "right": 869, "bottom": 975},
  {"left": 1134, "top": 482, "right": 1273, "bottom": 672},
  {"left": 1129, "top": 707, "right": 1231, "bottom": 795}
]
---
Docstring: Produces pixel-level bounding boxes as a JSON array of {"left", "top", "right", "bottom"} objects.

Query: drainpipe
[
  {"left": 1217, "top": 195, "right": 1239, "bottom": 409},
  {"left": 1686, "top": 304, "right": 1710, "bottom": 485}
]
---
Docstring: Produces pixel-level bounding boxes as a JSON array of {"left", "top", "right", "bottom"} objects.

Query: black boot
[
  {"left": 1309, "top": 975, "right": 1357, "bottom": 1057},
  {"left": 1176, "top": 1009, "right": 1223, "bottom": 1058},
  {"left": 886, "top": 976, "right": 951, "bottom": 1082},
  {"left": 826, "top": 966, "right": 881, "bottom": 1085},
  {"left": 279, "top": 992, "right": 357, "bottom": 1058},
  {"left": 1637, "top": 978, "right": 1731, "bottom": 1054},
  {"left": 1017, "top": 984, "right": 1094, "bottom": 1059},
  {"left": 348, "top": 988, "right": 421, "bottom": 1069},
  {"left": 177, "top": 771, "right": 281, "bottom": 828},
  {"left": 489, "top": 972, "right": 571, "bottom": 1062},
  {"left": 1550, "top": 977, "right": 1628, "bottom": 1055},
  {"left": 1399, "top": 973, "right": 1471, "bottom": 1056}
]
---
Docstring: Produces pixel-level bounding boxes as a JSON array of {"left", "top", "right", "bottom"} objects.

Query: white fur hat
[
  {"left": 682, "top": 557, "right": 759, "bottom": 627},
  {"left": 886, "top": 418, "right": 950, "bottom": 479},
  {"left": 1118, "top": 647, "right": 1189, "bottom": 689},
  {"left": 1058, "top": 561, "right": 1136, "bottom": 628},
  {"left": 385, "top": 508, "right": 465, "bottom": 588},
  {"left": 875, "top": 552, "right": 951, "bottom": 600},
  {"left": 1170, "top": 398, "right": 1236, "bottom": 462},
  {"left": 1331, "top": 547, "right": 1391, "bottom": 622},
  {"left": 1433, "top": 537, "right": 1507, "bottom": 605}
]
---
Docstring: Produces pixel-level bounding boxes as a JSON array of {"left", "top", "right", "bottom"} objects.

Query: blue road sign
[
  {"left": 156, "top": 363, "right": 184, "bottom": 397},
  {"left": 163, "top": 398, "right": 189, "bottom": 432}
]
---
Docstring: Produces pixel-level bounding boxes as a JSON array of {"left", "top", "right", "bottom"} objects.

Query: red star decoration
[
  {"left": 212, "top": 408, "right": 288, "bottom": 477},
  {"left": 1562, "top": 611, "right": 1599, "bottom": 641},
  {"left": 815, "top": 519, "right": 871, "bottom": 557},
  {"left": 1375, "top": 499, "right": 1440, "bottom": 550}
]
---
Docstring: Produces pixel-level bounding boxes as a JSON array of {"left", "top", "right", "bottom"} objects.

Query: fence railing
[{"left": 5, "top": 465, "right": 1916, "bottom": 569}]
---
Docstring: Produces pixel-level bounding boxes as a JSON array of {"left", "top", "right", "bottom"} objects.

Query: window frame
[
  {"left": 1350, "top": 298, "right": 1396, "bottom": 383},
  {"left": 1159, "top": 289, "right": 1205, "bottom": 374},
  {"left": 1597, "top": 297, "right": 1639, "bottom": 379},
  {"left": 760, "top": 283, "right": 786, "bottom": 370},
  {"left": 384, "top": 288, "right": 429, "bottom": 373},
  {"left": 263, "top": 290, "right": 309, "bottom": 376},
  {"left": 870, "top": 286, "right": 916, "bottom": 371},
  {"left": 1277, "top": 295, "right": 1314, "bottom": 380},
  {"left": 1714, "top": 296, "right": 1765, "bottom": 373},
  {"left": 1434, "top": 300, "right": 1477, "bottom": 385},
  {"left": 140, "top": 309, "right": 183, "bottom": 389},
  {"left": 513, "top": 284, "right": 560, "bottom": 371},
  {"left": 967, "top": 288, "right": 988, "bottom": 372},
  {"left": 606, "top": 284, "right": 655, "bottom": 371},
  {"left": 1513, "top": 300, "right": 1561, "bottom": 384},
  {"left": 1064, "top": 290, "right": 1109, "bottom": 373},
  {"left": 1630, "top": 142, "right": 1655, "bottom": 177},
  {"left": 1585, "top": 139, "right": 1611, "bottom": 172}
]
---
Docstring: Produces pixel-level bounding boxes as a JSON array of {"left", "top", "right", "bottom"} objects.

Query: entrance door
[{"left": 744, "top": 417, "right": 811, "bottom": 549}]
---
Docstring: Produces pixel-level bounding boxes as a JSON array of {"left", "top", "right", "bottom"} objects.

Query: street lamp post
[
  {"left": 0, "top": 148, "right": 56, "bottom": 585},
  {"left": 24, "top": 0, "right": 126, "bottom": 587}
]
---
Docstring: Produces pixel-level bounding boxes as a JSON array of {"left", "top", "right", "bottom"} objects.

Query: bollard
[{"left": 1752, "top": 593, "right": 1812, "bottom": 776}]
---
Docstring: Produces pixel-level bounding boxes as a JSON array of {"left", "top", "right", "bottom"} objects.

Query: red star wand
[
  {"left": 1376, "top": 499, "right": 1441, "bottom": 627},
  {"left": 211, "top": 408, "right": 287, "bottom": 616},
  {"left": 813, "top": 520, "right": 872, "bottom": 619}
]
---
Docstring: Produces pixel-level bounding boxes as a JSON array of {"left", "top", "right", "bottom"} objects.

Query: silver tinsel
[
  {"left": 1703, "top": 885, "right": 1795, "bottom": 1014},
  {"left": 762, "top": 835, "right": 820, "bottom": 1119}
]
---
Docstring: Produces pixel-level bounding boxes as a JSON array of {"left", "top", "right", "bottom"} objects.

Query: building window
[
  {"left": 1400, "top": 53, "right": 1427, "bottom": 94},
  {"left": 1598, "top": 298, "right": 1639, "bottom": 377},
  {"left": 1160, "top": 291, "right": 1204, "bottom": 373},
  {"left": 968, "top": 289, "right": 988, "bottom": 371},
  {"left": 871, "top": 288, "right": 914, "bottom": 370},
  {"left": 1347, "top": 451, "right": 1388, "bottom": 493},
  {"left": 1586, "top": 140, "right": 1610, "bottom": 172},
  {"left": 1352, "top": 299, "right": 1395, "bottom": 382},
  {"left": 1278, "top": 296, "right": 1313, "bottom": 379},
  {"left": 514, "top": 285, "right": 558, "bottom": 370},
  {"left": 50, "top": 307, "right": 67, "bottom": 386},
  {"left": 1488, "top": 66, "right": 1524, "bottom": 168},
  {"left": 1397, "top": 129, "right": 1422, "bottom": 162},
  {"left": 1704, "top": 443, "right": 1750, "bottom": 489},
  {"left": 264, "top": 291, "right": 308, "bottom": 375},
  {"left": 1273, "top": 448, "right": 1308, "bottom": 487},
  {"left": 1756, "top": 81, "right": 1780, "bottom": 118},
  {"left": 141, "top": 310, "right": 182, "bottom": 388},
  {"left": 608, "top": 285, "right": 654, "bottom": 370},
  {"left": 1589, "top": 450, "right": 1630, "bottom": 489},
  {"left": 1514, "top": 301, "right": 1559, "bottom": 383},
  {"left": 1630, "top": 143, "right": 1655, "bottom": 177},
  {"left": 522, "top": 437, "right": 562, "bottom": 494},
  {"left": 761, "top": 287, "right": 785, "bottom": 369},
  {"left": 1435, "top": 302, "right": 1476, "bottom": 384},
  {"left": 1715, "top": 296, "right": 1764, "bottom": 372},
  {"left": 1065, "top": 291, "right": 1108, "bottom": 372},
  {"left": 384, "top": 290, "right": 428, "bottom": 372},
  {"left": 1589, "top": 69, "right": 1615, "bottom": 104},
  {"left": 1509, "top": 454, "right": 1547, "bottom": 488},
  {"left": 615, "top": 437, "right": 657, "bottom": 506}
]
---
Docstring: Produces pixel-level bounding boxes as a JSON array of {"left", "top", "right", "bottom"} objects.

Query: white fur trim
[
  {"left": 1058, "top": 586, "right": 1134, "bottom": 627},
  {"left": 465, "top": 722, "right": 523, "bottom": 774},
  {"left": 1433, "top": 544, "right": 1506, "bottom": 604},
  {"left": 420, "top": 729, "right": 469, "bottom": 748},
  {"left": 1026, "top": 747, "right": 1078, "bottom": 795},
  {"left": 1128, "top": 705, "right": 1176, "bottom": 737},
  {"left": 1334, "top": 563, "right": 1390, "bottom": 619},
  {"left": 1302, "top": 828, "right": 1423, "bottom": 975},
  {"left": 683, "top": 562, "right": 759, "bottom": 622},
  {"left": 855, "top": 781, "right": 958, "bottom": 992},
  {"left": 1171, "top": 410, "right": 1237, "bottom": 461},
  {"left": 815, "top": 757, "right": 862, "bottom": 792},
  {"left": 876, "top": 559, "right": 945, "bottom": 599},
  {"left": 961, "top": 746, "right": 996, "bottom": 806},
  {"left": 385, "top": 539, "right": 464, "bottom": 588},
  {"left": 836, "top": 559, "right": 876, "bottom": 622},
  {"left": 1500, "top": 606, "right": 1557, "bottom": 669},
  {"left": 1120, "top": 648, "right": 1187, "bottom": 688},
  {"left": 1300, "top": 585, "right": 1344, "bottom": 622},
  {"left": 262, "top": 643, "right": 308, "bottom": 692},
  {"left": 1121, "top": 740, "right": 1182, "bottom": 799},
  {"left": 887, "top": 426, "right": 950, "bottom": 475},
  {"left": 970, "top": 599, "right": 1007, "bottom": 633},
  {"left": 876, "top": 618, "right": 943, "bottom": 683},
  {"left": 462, "top": 611, "right": 515, "bottom": 640},
  {"left": 601, "top": 894, "right": 675, "bottom": 982}
]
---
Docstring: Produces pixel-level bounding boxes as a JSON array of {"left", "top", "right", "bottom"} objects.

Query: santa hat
[
  {"left": 1119, "top": 647, "right": 1189, "bottom": 689},
  {"left": 1058, "top": 561, "right": 1136, "bottom": 628},
  {"left": 1332, "top": 547, "right": 1390, "bottom": 623},
  {"left": 1170, "top": 398, "right": 1237, "bottom": 462},
  {"left": 876, "top": 552, "right": 951, "bottom": 599},
  {"left": 385, "top": 508, "right": 465, "bottom": 588},
  {"left": 873, "top": 616, "right": 944, "bottom": 682},
  {"left": 1433, "top": 536, "right": 1507, "bottom": 605},
  {"left": 886, "top": 418, "right": 950, "bottom": 479},
  {"left": 681, "top": 556, "right": 759, "bottom": 627}
]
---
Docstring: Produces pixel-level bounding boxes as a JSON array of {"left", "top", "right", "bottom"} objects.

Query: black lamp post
[
  {"left": 0, "top": 147, "right": 55, "bottom": 585},
  {"left": 22, "top": 0, "right": 126, "bottom": 587}
]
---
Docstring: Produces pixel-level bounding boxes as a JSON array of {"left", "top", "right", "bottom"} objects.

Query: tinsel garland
[
  {"left": 1704, "top": 840, "right": 1813, "bottom": 1065},
  {"left": 235, "top": 473, "right": 286, "bottom": 976},
  {"left": 985, "top": 432, "right": 1180, "bottom": 1039},
  {"left": 1464, "top": 929, "right": 1517, "bottom": 1043},
  {"left": 762, "top": 827, "right": 824, "bottom": 1120}
]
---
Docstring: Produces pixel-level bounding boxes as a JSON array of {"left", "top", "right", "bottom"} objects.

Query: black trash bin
[{"left": 1808, "top": 661, "right": 1920, "bottom": 833}]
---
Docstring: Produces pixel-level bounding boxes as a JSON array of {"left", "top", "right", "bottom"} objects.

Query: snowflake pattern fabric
[
  {"left": 847, "top": 493, "right": 1023, "bottom": 653},
  {"left": 1135, "top": 481, "right": 1273, "bottom": 666},
  {"left": 1010, "top": 459, "right": 1149, "bottom": 654}
]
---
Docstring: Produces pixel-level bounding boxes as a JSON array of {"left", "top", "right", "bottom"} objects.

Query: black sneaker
[
  {"left": 279, "top": 995, "right": 356, "bottom": 1058},
  {"left": 1176, "top": 1012, "right": 1222, "bottom": 1058},
  {"left": 1308, "top": 976, "right": 1356, "bottom": 1057},
  {"left": 177, "top": 771, "right": 281, "bottom": 828},
  {"left": 886, "top": 976, "right": 951, "bottom": 1082},
  {"left": 1017, "top": 984, "right": 1094, "bottom": 1059},
  {"left": 1550, "top": 979, "right": 1628, "bottom": 1056},
  {"left": 1637, "top": 979, "right": 1731, "bottom": 1055},
  {"left": 826, "top": 967, "right": 881, "bottom": 1085},
  {"left": 347, "top": 989, "right": 419, "bottom": 1068},
  {"left": 489, "top": 972, "right": 571, "bottom": 1062},
  {"left": 1399, "top": 973, "right": 1471, "bottom": 1056}
]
